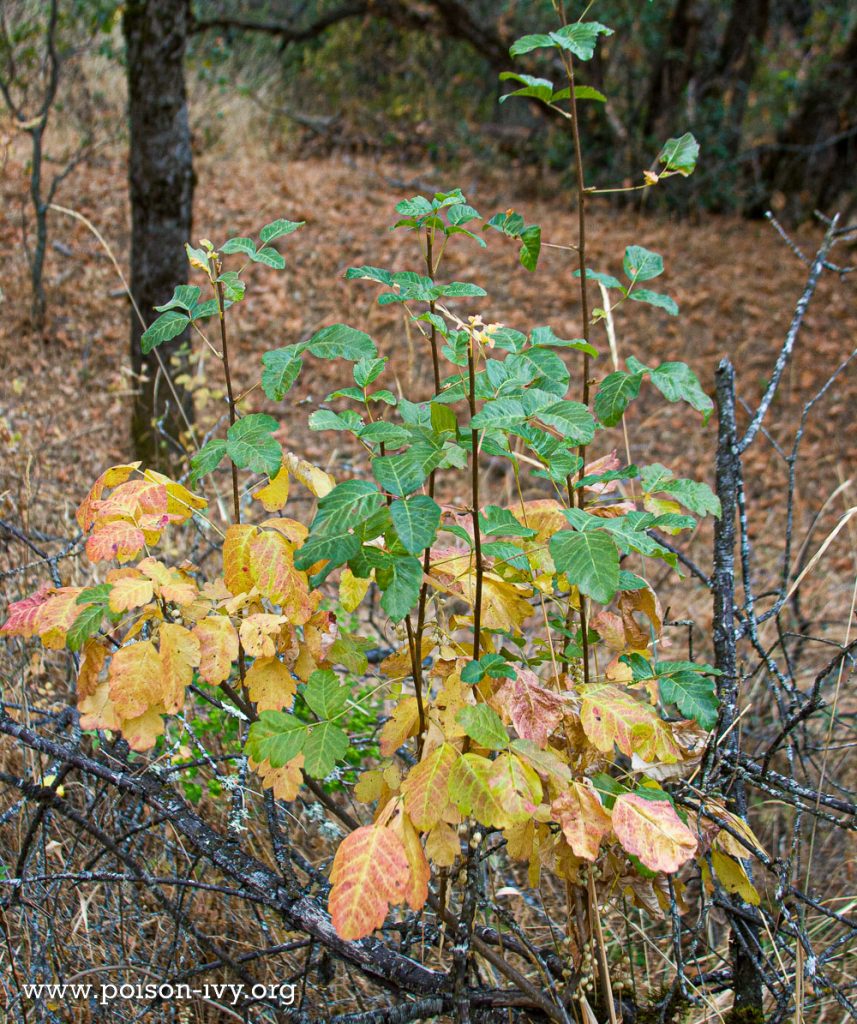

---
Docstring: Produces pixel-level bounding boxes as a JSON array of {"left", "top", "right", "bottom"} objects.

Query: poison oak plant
[{"left": 1, "top": 4, "right": 769, "bottom": 1016}]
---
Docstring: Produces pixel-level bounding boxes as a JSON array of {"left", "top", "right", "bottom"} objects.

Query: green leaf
[
  {"left": 246, "top": 711, "right": 306, "bottom": 768},
  {"left": 141, "top": 311, "right": 189, "bottom": 354},
  {"left": 447, "top": 203, "right": 480, "bottom": 225},
  {"left": 190, "top": 438, "right": 227, "bottom": 485},
  {"left": 261, "top": 345, "right": 303, "bottom": 401},
  {"left": 372, "top": 448, "right": 438, "bottom": 497},
  {"left": 314, "top": 480, "right": 385, "bottom": 532},
  {"left": 303, "top": 721, "right": 349, "bottom": 778},
  {"left": 658, "top": 671, "right": 718, "bottom": 730},
  {"left": 509, "top": 32, "right": 555, "bottom": 56},
  {"left": 530, "top": 325, "right": 597, "bottom": 357},
  {"left": 594, "top": 371, "right": 644, "bottom": 426},
  {"left": 461, "top": 661, "right": 485, "bottom": 683},
  {"left": 519, "top": 224, "right": 541, "bottom": 271},
  {"left": 250, "top": 246, "right": 286, "bottom": 270},
  {"left": 628, "top": 289, "right": 679, "bottom": 316},
  {"left": 499, "top": 71, "right": 555, "bottom": 103},
  {"left": 430, "top": 402, "right": 457, "bottom": 435},
  {"left": 648, "top": 363, "right": 714, "bottom": 423},
  {"left": 191, "top": 298, "right": 219, "bottom": 320},
  {"left": 395, "top": 195, "right": 434, "bottom": 217},
  {"left": 471, "top": 398, "right": 528, "bottom": 430},
  {"left": 77, "top": 584, "right": 112, "bottom": 606},
  {"left": 577, "top": 267, "right": 624, "bottom": 289},
  {"left": 154, "top": 284, "right": 200, "bottom": 313},
  {"left": 225, "top": 414, "right": 282, "bottom": 477},
  {"left": 390, "top": 495, "right": 441, "bottom": 554},
  {"left": 218, "top": 271, "right": 245, "bottom": 303},
  {"left": 304, "top": 669, "right": 349, "bottom": 719},
  {"left": 456, "top": 705, "right": 509, "bottom": 751},
  {"left": 641, "top": 463, "right": 720, "bottom": 517},
  {"left": 379, "top": 556, "right": 423, "bottom": 622},
  {"left": 259, "top": 218, "right": 303, "bottom": 243},
  {"left": 482, "top": 540, "right": 528, "bottom": 571},
  {"left": 549, "top": 530, "right": 620, "bottom": 604},
  {"left": 308, "top": 409, "right": 363, "bottom": 432},
  {"left": 354, "top": 356, "right": 387, "bottom": 388},
  {"left": 479, "top": 505, "right": 536, "bottom": 538},
  {"left": 221, "top": 236, "right": 256, "bottom": 257},
  {"left": 552, "top": 21, "right": 613, "bottom": 60},
  {"left": 307, "top": 324, "right": 377, "bottom": 361},
  {"left": 359, "top": 421, "right": 410, "bottom": 446},
  {"left": 67, "top": 603, "right": 104, "bottom": 652},
  {"left": 536, "top": 400, "right": 595, "bottom": 445},
  {"left": 345, "top": 265, "right": 395, "bottom": 286},
  {"left": 623, "top": 246, "right": 663, "bottom": 282},
  {"left": 573, "top": 84, "right": 607, "bottom": 102},
  {"left": 658, "top": 132, "right": 699, "bottom": 177}
]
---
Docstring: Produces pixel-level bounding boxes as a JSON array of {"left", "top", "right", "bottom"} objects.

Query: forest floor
[
  {"left": 1, "top": 146, "right": 854, "bottom": 660},
  {"left": 1, "top": 143, "right": 856, "bottom": 1023}
]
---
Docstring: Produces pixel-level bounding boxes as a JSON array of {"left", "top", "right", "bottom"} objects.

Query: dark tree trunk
[
  {"left": 642, "top": 0, "right": 705, "bottom": 141},
  {"left": 124, "top": 0, "right": 195, "bottom": 470},
  {"left": 751, "top": 20, "right": 857, "bottom": 221},
  {"left": 711, "top": 0, "right": 770, "bottom": 157}
]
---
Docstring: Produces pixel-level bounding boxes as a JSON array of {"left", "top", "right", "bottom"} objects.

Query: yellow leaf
[
  {"left": 253, "top": 467, "right": 290, "bottom": 511},
  {"left": 293, "top": 610, "right": 338, "bottom": 680},
  {"left": 284, "top": 452, "right": 335, "bottom": 497},
  {"left": 401, "top": 742, "right": 457, "bottom": 831},
  {"left": 249, "top": 529, "right": 314, "bottom": 625},
  {"left": 328, "top": 826, "right": 409, "bottom": 940},
  {"left": 612, "top": 794, "right": 697, "bottom": 873},
  {"left": 137, "top": 557, "right": 197, "bottom": 605},
  {"left": 159, "top": 623, "right": 200, "bottom": 714},
  {"left": 223, "top": 524, "right": 258, "bottom": 596},
  {"left": 354, "top": 769, "right": 385, "bottom": 804},
  {"left": 108, "top": 640, "right": 162, "bottom": 720},
  {"left": 107, "top": 572, "right": 155, "bottom": 613},
  {"left": 379, "top": 696, "right": 420, "bottom": 756},
  {"left": 339, "top": 567, "right": 371, "bottom": 613},
  {"left": 120, "top": 705, "right": 165, "bottom": 752},
  {"left": 425, "top": 821, "right": 460, "bottom": 867},
  {"left": 77, "top": 639, "right": 107, "bottom": 700},
  {"left": 251, "top": 753, "right": 304, "bottom": 801},
  {"left": 78, "top": 679, "right": 120, "bottom": 733},
  {"left": 580, "top": 684, "right": 680, "bottom": 763},
  {"left": 193, "top": 615, "right": 239, "bottom": 686},
  {"left": 245, "top": 656, "right": 297, "bottom": 711},
  {"left": 551, "top": 780, "right": 612, "bottom": 861},
  {"left": 240, "top": 614, "right": 287, "bottom": 658},
  {"left": 709, "top": 849, "right": 760, "bottom": 906},
  {"left": 395, "top": 812, "right": 431, "bottom": 912}
]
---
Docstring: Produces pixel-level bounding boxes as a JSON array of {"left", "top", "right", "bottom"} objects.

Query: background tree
[{"left": 124, "top": 0, "right": 195, "bottom": 468}]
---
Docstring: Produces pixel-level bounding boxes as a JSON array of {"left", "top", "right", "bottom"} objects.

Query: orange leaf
[
  {"left": 493, "top": 668, "right": 566, "bottom": 749},
  {"left": 86, "top": 520, "right": 146, "bottom": 563},
  {"left": 76, "top": 463, "right": 140, "bottom": 530},
  {"left": 193, "top": 615, "right": 238, "bottom": 685},
  {"left": 580, "top": 684, "right": 680, "bottom": 763},
  {"left": 249, "top": 529, "right": 314, "bottom": 625},
  {"left": 612, "top": 794, "right": 698, "bottom": 873},
  {"left": 77, "top": 639, "right": 108, "bottom": 700},
  {"left": 328, "top": 825, "right": 409, "bottom": 940},
  {"left": 120, "top": 706, "right": 166, "bottom": 752},
  {"left": 551, "top": 780, "right": 612, "bottom": 861},
  {"left": 36, "top": 588, "right": 85, "bottom": 649}
]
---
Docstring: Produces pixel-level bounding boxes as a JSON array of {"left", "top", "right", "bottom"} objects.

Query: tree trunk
[
  {"left": 642, "top": 0, "right": 705, "bottom": 141},
  {"left": 124, "top": 0, "right": 195, "bottom": 470},
  {"left": 750, "top": 19, "right": 857, "bottom": 220}
]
